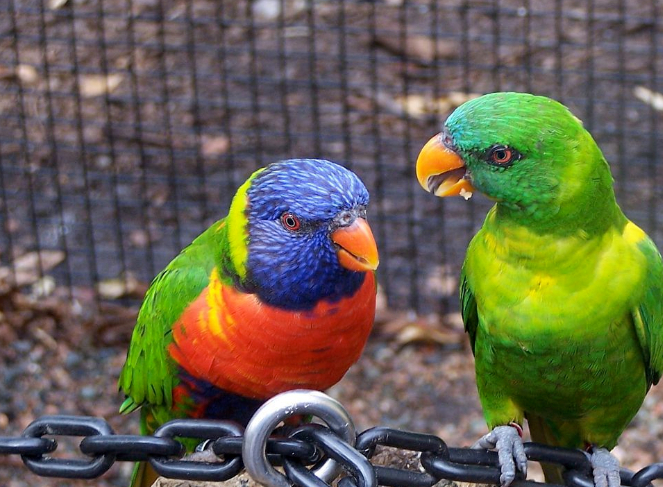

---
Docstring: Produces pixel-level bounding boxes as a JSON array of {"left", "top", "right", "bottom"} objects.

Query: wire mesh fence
[{"left": 0, "top": 0, "right": 661, "bottom": 316}]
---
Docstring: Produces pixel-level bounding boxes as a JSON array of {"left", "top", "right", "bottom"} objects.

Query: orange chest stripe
[{"left": 169, "top": 270, "right": 376, "bottom": 399}]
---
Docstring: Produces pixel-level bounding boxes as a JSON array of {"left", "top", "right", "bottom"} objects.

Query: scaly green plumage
[
  {"left": 462, "top": 209, "right": 661, "bottom": 447},
  {"left": 418, "top": 92, "right": 663, "bottom": 483}
]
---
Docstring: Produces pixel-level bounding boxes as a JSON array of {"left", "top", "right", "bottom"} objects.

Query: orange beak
[
  {"left": 416, "top": 133, "right": 475, "bottom": 199},
  {"left": 331, "top": 218, "right": 379, "bottom": 272}
]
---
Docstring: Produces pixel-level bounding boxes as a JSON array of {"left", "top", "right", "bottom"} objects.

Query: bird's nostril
[{"left": 338, "top": 211, "right": 354, "bottom": 226}]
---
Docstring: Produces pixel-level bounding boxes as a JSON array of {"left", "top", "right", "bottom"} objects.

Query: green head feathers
[{"left": 417, "top": 92, "right": 619, "bottom": 234}]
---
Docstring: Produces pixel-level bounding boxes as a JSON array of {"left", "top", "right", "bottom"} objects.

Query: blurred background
[{"left": 1, "top": 1, "right": 663, "bottom": 486}]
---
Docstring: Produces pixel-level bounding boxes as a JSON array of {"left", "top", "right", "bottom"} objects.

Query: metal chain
[{"left": 4, "top": 390, "right": 663, "bottom": 487}]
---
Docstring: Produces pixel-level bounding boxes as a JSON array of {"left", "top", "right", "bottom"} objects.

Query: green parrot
[{"left": 415, "top": 92, "right": 663, "bottom": 487}]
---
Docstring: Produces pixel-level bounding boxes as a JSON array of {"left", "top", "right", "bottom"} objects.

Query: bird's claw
[
  {"left": 195, "top": 439, "right": 213, "bottom": 452},
  {"left": 587, "top": 447, "right": 621, "bottom": 487},
  {"left": 473, "top": 425, "right": 527, "bottom": 487}
]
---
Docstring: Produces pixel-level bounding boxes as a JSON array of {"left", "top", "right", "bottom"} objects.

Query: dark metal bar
[
  {"left": 397, "top": 1, "right": 418, "bottom": 311},
  {"left": 95, "top": 0, "right": 130, "bottom": 295},
  {"left": 7, "top": 0, "right": 45, "bottom": 288},
  {"left": 155, "top": 0, "right": 183, "bottom": 253},
  {"left": 367, "top": 0, "right": 391, "bottom": 307},
  {"left": 337, "top": 0, "right": 353, "bottom": 170},
  {"left": 185, "top": 0, "right": 209, "bottom": 227},
  {"left": 277, "top": 0, "right": 293, "bottom": 157},
  {"left": 35, "top": 0, "right": 72, "bottom": 300},
  {"left": 124, "top": 0, "right": 157, "bottom": 279},
  {"left": 64, "top": 0, "right": 102, "bottom": 304},
  {"left": 306, "top": 0, "right": 322, "bottom": 157},
  {"left": 216, "top": 0, "right": 238, "bottom": 205},
  {"left": 246, "top": 0, "right": 265, "bottom": 169}
]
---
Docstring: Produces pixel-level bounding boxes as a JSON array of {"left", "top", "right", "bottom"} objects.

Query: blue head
[{"left": 241, "top": 159, "right": 379, "bottom": 310}]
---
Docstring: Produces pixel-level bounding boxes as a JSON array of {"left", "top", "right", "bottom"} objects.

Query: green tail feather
[
  {"left": 526, "top": 413, "right": 566, "bottom": 484},
  {"left": 119, "top": 397, "right": 141, "bottom": 415},
  {"left": 129, "top": 461, "right": 159, "bottom": 487},
  {"left": 126, "top": 407, "right": 162, "bottom": 487}
]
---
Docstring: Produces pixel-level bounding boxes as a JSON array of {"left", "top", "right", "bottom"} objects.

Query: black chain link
[
  {"left": 285, "top": 425, "right": 377, "bottom": 487},
  {"left": 20, "top": 415, "right": 115, "bottom": 479},
  {"left": 4, "top": 415, "right": 663, "bottom": 486},
  {"left": 149, "top": 419, "right": 244, "bottom": 481},
  {"left": 356, "top": 427, "right": 444, "bottom": 487},
  {"left": 80, "top": 435, "right": 182, "bottom": 462},
  {"left": 211, "top": 435, "right": 322, "bottom": 464}
]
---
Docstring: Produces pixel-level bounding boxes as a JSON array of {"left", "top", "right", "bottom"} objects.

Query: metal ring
[{"left": 243, "top": 390, "right": 356, "bottom": 487}]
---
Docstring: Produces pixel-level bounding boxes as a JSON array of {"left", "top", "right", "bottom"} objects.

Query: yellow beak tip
[{"left": 415, "top": 132, "right": 474, "bottom": 199}]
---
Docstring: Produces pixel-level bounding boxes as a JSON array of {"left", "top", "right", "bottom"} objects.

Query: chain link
[
  {"left": 21, "top": 415, "right": 115, "bottom": 479},
  {"left": 356, "top": 427, "right": 445, "bottom": 487},
  {"left": 149, "top": 419, "right": 244, "bottom": 481},
  {"left": 285, "top": 426, "right": 376, "bottom": 487},
  {"left": 80, "top": 435, "right": 182, "bottom": 462},
  {"left": 4, "top": 390, "right": 663, "bottom": 487},
  {"left": 0, "top": 437, "right": 55, "bottom": 456}
]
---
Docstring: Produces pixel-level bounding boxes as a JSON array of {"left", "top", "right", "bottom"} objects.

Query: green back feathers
[
  {"left": 119, "top": 219, "right": 229, "bottom": 413},
  {"left": 630, "top": 232, "right": 663, "bottom": 387}
]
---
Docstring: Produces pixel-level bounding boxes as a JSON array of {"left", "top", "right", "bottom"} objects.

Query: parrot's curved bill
[
  {"left": 331, "top": 218, "right": 379, "bottom": 272},
  {"left": 416, "top": 133, "right": 475, "bottom": 199}
]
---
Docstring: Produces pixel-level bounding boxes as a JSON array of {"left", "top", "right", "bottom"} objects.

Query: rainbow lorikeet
[
  {"left": 415, "top": 93, "right": 663, "bottom": 487},
  {"left": 118, "top": 159, "right": 379, "bottom": 487}
]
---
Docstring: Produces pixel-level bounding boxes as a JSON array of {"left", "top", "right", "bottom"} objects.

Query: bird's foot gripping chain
[
  {"left": 473, "top": 424, "right": 527, "bottom": 487},
  {"left": 586, "top": 447, "right": 621, "bottom": 487}
]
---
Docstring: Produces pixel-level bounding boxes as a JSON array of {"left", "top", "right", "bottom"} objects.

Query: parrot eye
[
  {"left": 487, "top": 145, "right": 520, "bottom": 167},
  {"left": 280, "top": 212, "right": 301, "bottom": 231}
]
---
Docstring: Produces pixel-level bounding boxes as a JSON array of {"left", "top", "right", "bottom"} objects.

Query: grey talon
[
  {"left": 473, "top": 426, "right": 527, "bottom": 487},
  {"left": 588, "top": 447, "right": 621, "bottom": 487}
]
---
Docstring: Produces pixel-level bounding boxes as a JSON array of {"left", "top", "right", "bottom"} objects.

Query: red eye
[
  {"left": 489, "top": 146, "right": 515, "bottom": 165},
  {"left": 280, "top": 212, "right": 301, "bottom": 231}
]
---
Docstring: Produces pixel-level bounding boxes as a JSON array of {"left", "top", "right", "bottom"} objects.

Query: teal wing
[
  {"left": 631, "top": 235, "right": 663, "bottom": 387},
  {"left": 118, "top": 219, "right": 227, "bottom": 414},
  {"left": 459, "top": 264, "right": 479, "bottom": 355}
]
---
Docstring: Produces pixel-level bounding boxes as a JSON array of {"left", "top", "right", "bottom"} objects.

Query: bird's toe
[
  {"left": 589, "top": 447, "right": 621, "bottom": 487},
  {"left": 475, "top": 425, "right": 527, "bottom": 487}
]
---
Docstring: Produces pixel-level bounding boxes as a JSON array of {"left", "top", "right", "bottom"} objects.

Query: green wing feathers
[
  {"left": 459, "top": 267, "right": 478, "bottom": 355},
  {"left": 118, "top": 219, "right": 228, "bottom": 413},
  {"left": 631, "top": 236, "right": 663, "bottom": 388}
]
